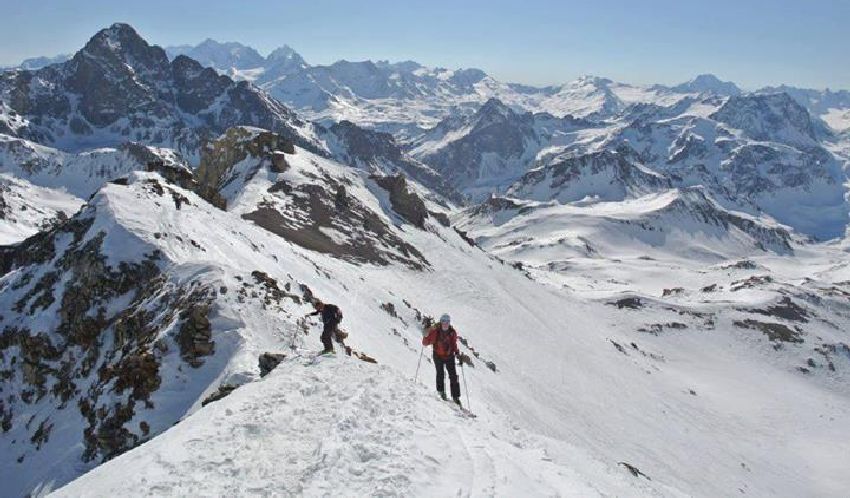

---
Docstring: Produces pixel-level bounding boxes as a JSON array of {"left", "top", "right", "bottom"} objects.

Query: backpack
[{"left": 326, "top": 304, "right": 343, "bottom": 323}]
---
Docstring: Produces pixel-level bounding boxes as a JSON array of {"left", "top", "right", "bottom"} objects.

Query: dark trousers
[
  {"left": 321, "top": 321, "right": 338, "bottom": 352},
  {"left": 434, "top": 355, "right": 460, "bottom": 400}
]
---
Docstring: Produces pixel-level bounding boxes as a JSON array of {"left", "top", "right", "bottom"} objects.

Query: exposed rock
[
  {"left": 195, "top": 127, "right": 296, "bottom": 208},
  {"left": 380, "top": 302, "right": 398, "bottom": 318},
  {"left": 329, "top": 120, "right": 464, "bottom": 204},
  {"left": 610, "top": 297, "right": 643, "bottom": 310},
  {"left": 429, "top": 211, "right": 451, "bottom": 227},
  {"left": 734, "top": 319, "right": 803, "bottom": 343},
  {"left": 610, "top": 340, "right": 628, "bottom": 354},
  {"left": 721, "top": 260, "right": 759, "bottom": 271},
  {"left": 731, "top": 275, "right": 774, "bottom": 292},
  {"left": 243, "top": 176, "right": 428, "bottom": 269},
  {"left": 662, "top": 287, "right": 684, "bottom": 297},
  {"left": 454, "top": 228, "right": 477, "bottom": 247},
  {"left": 743, "top": 297, "right": 810, "bottom": 322},
  {"left": 177, "top": 303, "right": 215, "bottom": 366},
  {"left": 258, "top": 352, "right": 287, "bottom": 377},
  {"left": 201, "top": 384, "right": 238, "bottom": 407},
  {"left": 372, "top": 174, "right": 429, "bottom": 228}
]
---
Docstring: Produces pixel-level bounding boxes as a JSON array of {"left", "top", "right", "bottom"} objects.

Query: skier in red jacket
[{"left": 422, "top": 313, "right": 461, "bottom": 405}]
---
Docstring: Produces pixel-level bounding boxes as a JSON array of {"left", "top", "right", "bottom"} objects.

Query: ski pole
[
  {"left": 460, "top": 357, "right": 471, "bottom": 410},
  {"left": 413, "top": 344, "right": 424, "bottom": 382}
]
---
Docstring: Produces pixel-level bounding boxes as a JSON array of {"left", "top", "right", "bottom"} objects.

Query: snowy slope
[
  {"left": 53, "top": 357, "right": 654, "bottom": 497},
  {"left": 0, "top": 174, "right": 83, "bottom": 244},
  {"left": 0, "top": 134, "right": 188, "bottom": 198},
  {"left": 0, "top": 132, "right": 843, "bottom": 496},
  {"left": 1, "top": 31, "right": 849, "bottom": 498},
  {"left": 457, "top": 187, "right": 794, "bottom": 264}
]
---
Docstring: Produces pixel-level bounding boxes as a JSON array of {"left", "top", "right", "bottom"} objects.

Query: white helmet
[{"left": 440, "top": 313, "right": 451, "bottom": 324}]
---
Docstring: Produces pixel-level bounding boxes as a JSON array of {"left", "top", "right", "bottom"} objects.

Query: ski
[
  {"left": 307, "top": 350, "right": 336, "bottom": 366},
  {"left": 438, "top": 394, "right": 476, "bottom": 418}
]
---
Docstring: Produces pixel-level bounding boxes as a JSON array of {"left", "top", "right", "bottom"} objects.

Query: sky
[{"left": 1, "top": 0, "right": 848, "bottom": 90}]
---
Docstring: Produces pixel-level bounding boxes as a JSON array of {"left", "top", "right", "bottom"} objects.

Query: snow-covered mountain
[
  {"left": 0, "top": 174, "right": 83, "bottom": 245},
  {"left": 756, "top": 85, "right": 850, "bottom": 134},
  {"left": 414, "top": 91, "right": 849, "bottom": 239},
  {"left": 0, "top": 134, "right": 189, "bottom": 198},
  {"left": 0, "top": 24, "right": 320, "bottom": 159},
  {"left": 5, "top": 54, "right": 73, "bottom": 71},
  {"left": 671, "top": 73, "right": 742, "bottom": 96},
  {"left": 1, "top": 24, "right": 849, "bottom": 498},
  {"left": 611, "top": 93, "right": 848, "bottom": 239},
  {"left": 408, "top": 98, "right": 594, "bottom": 199},
  {"left": 165, "top": 39, "right": 266, "bottom": 71},
  {"left": 1, "top": 128, "right": 848, "bottom": 497}
]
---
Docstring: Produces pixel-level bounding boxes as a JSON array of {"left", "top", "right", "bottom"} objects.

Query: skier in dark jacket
[
  {"left": 422, "top": 313, "right": 461, "bottom": 404},
  {"left": 307, "top": 300, "right": 342, "bottom": 354}
]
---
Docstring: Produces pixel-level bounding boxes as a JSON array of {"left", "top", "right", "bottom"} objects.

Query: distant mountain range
[
  {"left": 146, "top": 40, "right": 850, "bottom": 138},
  {"left": 9, "top": 38, "right": 849, "bottom": 137}
]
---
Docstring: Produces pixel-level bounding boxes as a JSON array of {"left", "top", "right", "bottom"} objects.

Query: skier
[
  {"left": 306, "top": 300, "right": 343, "bottom": 355},
  {"left": 422, "top": 313, "right": 461, "bottom": 405}
]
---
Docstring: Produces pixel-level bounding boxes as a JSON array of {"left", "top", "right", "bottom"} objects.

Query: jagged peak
[
  {"left": 85, "top": 23, "right": 145, "bottom": 52},
  {"left": 76, "top": 22, "right": 167, "bottom": 70},
  {"left": 475, "top": 98, "right": 515, "bottom": 120},
  {"left": 267, "top": 45, "right": 303, "bottom": 61}
]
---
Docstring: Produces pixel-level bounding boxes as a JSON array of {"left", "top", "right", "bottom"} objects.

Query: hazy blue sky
[{"left": 1, "top": 0, "right": 848, "bottom": 89}]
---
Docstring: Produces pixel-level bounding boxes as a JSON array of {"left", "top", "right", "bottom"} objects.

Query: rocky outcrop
[
  {"left": 195, "top": 127, "right": 296, "bottom": 208},
  {"left": 329, "top": 121, "right": 463, "bottom": 204},
  {"left": 259, "top": 353, "right": 287, "bottom": 377},
  {"left": 201, "top": 384, "right": 238, "bottom": 406},
  {"left": 371, "top": 174, "right": 429, "bottom": 228}
]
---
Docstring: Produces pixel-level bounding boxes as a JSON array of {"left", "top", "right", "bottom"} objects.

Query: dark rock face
[
  {"left": 371, "top": 174, "right": 429, "bottom": 228},
  {"left": 192, "top": 127, "right": 429, "bottom": 269},
  {"left": 195, "top": 127, "right": 295, "bottom": 206},
  {"left": 734, "top": 319, "right": 804, "bottom": 343},
  {"left": 329, "top": 121, "right": 463, "bottom": 204},
  {"left": 0, "top": 23, "right": 317, "bottom": 156},
  {"left": 201, "top": 384, "right": 238, "bottom": 406},
  {"left": 177, "top": 303, "right": 215, "bottom": 367},
  {"left": 258, "top": 352, "right": 287, "bottom": 377},
  {"left": 241, "top": 184, "right": 428, "bottom": 269},
  {"left": 610, "top": 297, "right": 643, "bottom": 310},
  {"left": 710, "top": 93, "right": 817, "bottom": 143},
  {"left": 508, "top": 146, "right": 672, "bottom": 202}
]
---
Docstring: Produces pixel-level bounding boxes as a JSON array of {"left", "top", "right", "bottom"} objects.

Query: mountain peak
[
  {"left": 83, "top": 22, "right": 149, "bottom": 55},
  {"left": 165, "top": 38, "right": 265, "bottom": 69},
  {"left": 476, "top": 98, "right": 514, "bottom": 121},
  {"left": 266, "top": 45, "right": 307, "bottom": 68},
  {"left": 673, "top": 74, "right": 741, "bottom": 96}
]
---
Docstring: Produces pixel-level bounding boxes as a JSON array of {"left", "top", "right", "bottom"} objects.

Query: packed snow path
[{"left": 53, "top": 355, "right": 656, "bottom": 497}]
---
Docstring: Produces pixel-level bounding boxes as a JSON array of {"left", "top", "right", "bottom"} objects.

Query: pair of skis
[{"left": 440, "top": 395, "right": 476, "bottom": 418}]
